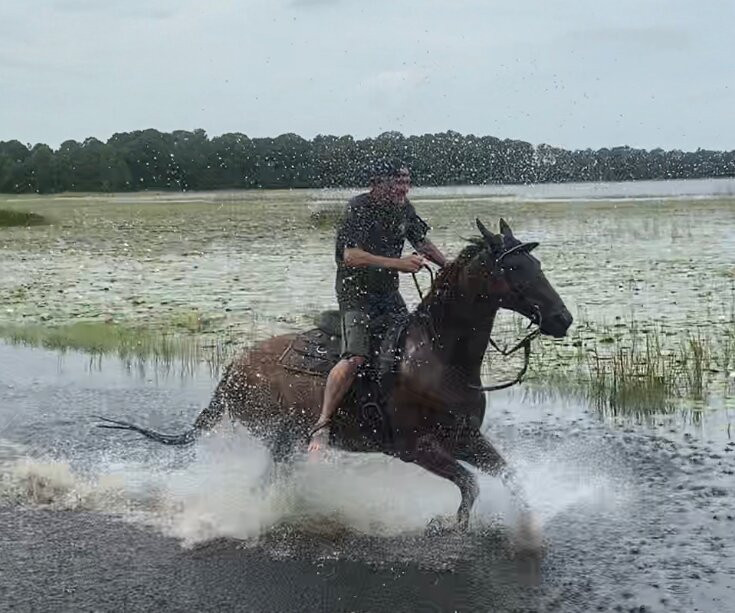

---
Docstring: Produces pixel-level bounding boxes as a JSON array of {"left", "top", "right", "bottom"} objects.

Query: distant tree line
[{"left": 0, "top": 129, "right": 733, "bottom": 194}]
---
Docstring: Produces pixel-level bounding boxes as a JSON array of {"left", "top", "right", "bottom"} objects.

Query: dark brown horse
[{"left": 98, "top": 218, "right": 572, "bottom": 529}]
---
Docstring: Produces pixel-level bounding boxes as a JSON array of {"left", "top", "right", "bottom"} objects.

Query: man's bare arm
[
  {"left": 343, "top": 248, "right": 425, "bottom": 273},
  {"left": 415, "top": 240, "right": 447, "bottom": 268}
]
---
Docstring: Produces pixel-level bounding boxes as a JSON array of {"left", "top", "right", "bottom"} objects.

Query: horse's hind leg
[
  {"left": 411, "top": 434, "right": 479, "bottom": 530},
  {"left": 259, "top": 426, "right": 297, "bottom": 491},
  {"left": 192, "top": 363, "right": 238, "bottom": 431}
]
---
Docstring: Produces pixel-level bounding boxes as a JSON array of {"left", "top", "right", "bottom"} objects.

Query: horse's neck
[{"left": 423, "top": 292, "right": 499, "bottom": 377}]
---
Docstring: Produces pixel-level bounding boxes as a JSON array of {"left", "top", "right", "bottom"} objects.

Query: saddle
[
  {"left": 277, "top": 311, "right": 343, "bottom": 377},
  {"left": 277, "top": 309, "right": 409, "bottom": 445},
  {"left": 278, "top": 310, "right": 407, "bottom": 378}
]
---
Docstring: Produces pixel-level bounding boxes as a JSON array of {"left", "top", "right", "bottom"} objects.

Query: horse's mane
[
  {"left": 411, "top": 238, "right": 487, "bottom": 334},
  {"left": 421, "top": 238, "right": 485, "bottom": 306}
]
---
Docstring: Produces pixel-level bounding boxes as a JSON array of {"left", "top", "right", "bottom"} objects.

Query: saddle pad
[
  {"left": 278, "top": 328, "right": 341, "bottom": 377},
  {"left": 278, "top": 313, "right": 409, "bottom": 378}
]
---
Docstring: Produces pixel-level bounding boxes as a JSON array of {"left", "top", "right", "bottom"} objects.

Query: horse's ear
[
  {"left": 476, "top": 218, "right": 492, "bottom": 240},
  {"left": 499, "top": 218, "right": 513, "bottom": 237},
  {"left": 476, "top": 218, "right": 504, "bottom": 253}
]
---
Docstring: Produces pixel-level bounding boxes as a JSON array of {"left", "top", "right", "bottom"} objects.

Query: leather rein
[{"left": 411, "top": 252, "right": 540, "bottom": 394}]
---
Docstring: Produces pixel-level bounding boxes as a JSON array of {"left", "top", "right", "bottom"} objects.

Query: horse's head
[{"left": 475, "top": 218, "right": 572, "bottom": 338}]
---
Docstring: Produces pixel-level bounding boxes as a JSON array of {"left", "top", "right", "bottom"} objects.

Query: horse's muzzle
[{"left": 540, "top": 308, "right": 573, "bottom": 338}]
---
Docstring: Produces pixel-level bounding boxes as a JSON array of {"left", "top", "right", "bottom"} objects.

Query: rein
[
  {"left": 471, "top": 325, "right": 540, "bottom": 392},
  {"left": 410, "top": 264, "right": 434, "bottom": 301},
  {"left": 412, "top": 256, "right": 540, "bottom": 394}
]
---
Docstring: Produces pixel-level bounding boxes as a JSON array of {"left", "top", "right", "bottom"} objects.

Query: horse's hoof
[
  {"left": 425, "top": 515, "right": 457, "bottom": 536},
  {"left": 514, "top": 511, "right": 544, "bottom": 556}
]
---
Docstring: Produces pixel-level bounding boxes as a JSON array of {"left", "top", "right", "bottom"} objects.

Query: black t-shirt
[{"left": 335, "top": 192, "right": 429, "bottom": 308}]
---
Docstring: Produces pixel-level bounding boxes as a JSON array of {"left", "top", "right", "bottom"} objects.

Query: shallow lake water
[
  {"left": 1, "top": 341, "right": 734, "bottom": 612},
  {"left": 2, "top": 179, "right": 734, "bottom": 336},
  {"left": 1, "top": 179, "right": 734, "bottom": 611}
]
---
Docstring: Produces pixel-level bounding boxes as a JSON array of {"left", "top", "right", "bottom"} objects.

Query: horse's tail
[
  {"left": 94, "top": 416, "right": 198, "bottom": 446},
  {"left": 95, "top": 363, "right": 237, "bottom": 447}
]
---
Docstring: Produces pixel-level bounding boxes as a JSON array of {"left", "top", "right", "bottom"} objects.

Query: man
[{"left": 308, "top": 161, "right": 447, "bottom": 453}]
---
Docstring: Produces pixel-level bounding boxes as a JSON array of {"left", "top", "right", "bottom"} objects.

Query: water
[
  {"left": 1, "top": 179, "right": 735, "bottom": 610},
  {"left": 1, "top": 341, "right": 734, "bottom": 611},
  {"left": 2, "top": 180, "right": 734, "bottom": 336}
]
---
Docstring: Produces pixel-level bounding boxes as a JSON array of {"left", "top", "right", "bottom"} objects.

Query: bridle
[
  {"left": 474, "top": 243, "right": 542, "bottom": 392},
  {"left": 412, "top": 242, "right": 541, "bottom": 393}
]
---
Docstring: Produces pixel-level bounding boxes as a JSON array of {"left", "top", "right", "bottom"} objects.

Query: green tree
[
  {"left": 208, "top": 132, "right": 257, "bottom": 188},
  {"left": 0, "top": 129, "right": 734, "bottom": 194},
  {"left": 25, "top": 144, "right": 57, "bottom": 193}
]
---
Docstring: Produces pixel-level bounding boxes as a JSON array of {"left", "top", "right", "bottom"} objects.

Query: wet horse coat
[{"left": 98, "top": 219, "right": 573, "bottom": 527}]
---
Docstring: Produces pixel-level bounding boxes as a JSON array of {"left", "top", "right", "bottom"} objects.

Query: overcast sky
[{"left": 1, "top": 0, "right": 733, "bottom": 151}]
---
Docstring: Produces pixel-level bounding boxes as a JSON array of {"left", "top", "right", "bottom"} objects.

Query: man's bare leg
[{"left": 308, "top": 355, "right": 365, "bottom": 453}]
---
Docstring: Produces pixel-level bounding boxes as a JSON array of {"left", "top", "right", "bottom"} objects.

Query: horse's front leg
[
  {"left": 455, "top": 430, "right": 529, "bottom": 514},
  {"left": 457, "top": 431, "right": 543, "bottom": 554},
  {"left": 410, "top": 434, "right": 479, "bottom": 530}
]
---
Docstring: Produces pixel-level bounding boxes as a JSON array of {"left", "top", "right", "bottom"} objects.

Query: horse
[{"left": 97, "top": 218, "right": 572, "bottom": 530}]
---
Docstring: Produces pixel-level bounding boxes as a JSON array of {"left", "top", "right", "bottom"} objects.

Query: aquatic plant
[
  {"left": 0, "top": 209, "right": 47, "bottom": 227},
  {"left": 308, "top": 207, "right": 342, "bottom": 229},
  {"left": 1, "top": 191, "right": 732, "bottom": 421},
  {"left": 585, "top": 330, "right": 676, "bottom": 414},
  {"left": 0, "top": 321, "right": 237, "bottom": 377},
  {"left": 519, "top": 308, "right": 735, "bottom": 416}
]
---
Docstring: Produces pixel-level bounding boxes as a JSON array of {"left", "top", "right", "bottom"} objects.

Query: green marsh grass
[
  {"left": 2, "top": 303, "right": 732, "bottom": 415},
  {"left": 521, "top": 310, "right": 735, "bottom": 416},
  {"left": 308, "top": 207, "right": 342, "bottom": 229},
  {"left": 0, "top": 321, "right": 238, "bottom": 377},
  {"left": 585, "top": 331, "right": 676, "bottom": 414},
  {"left": 0, "top": 209, "right": 47, "bottom": 227},
  {"left": 1, "top": 192, "right": 734, "bottom": 420}
]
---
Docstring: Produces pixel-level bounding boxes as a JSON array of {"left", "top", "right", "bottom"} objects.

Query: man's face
[{"left": 387, "top": 168, "right": 411, "bottom": 203}]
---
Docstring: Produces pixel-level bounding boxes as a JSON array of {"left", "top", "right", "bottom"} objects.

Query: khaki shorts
[
  {"left": 339, "top": 292, "right": 408, "bottom": 359},
  {"left": 340, "top": 309, "right": 371, "bottom": 358}
]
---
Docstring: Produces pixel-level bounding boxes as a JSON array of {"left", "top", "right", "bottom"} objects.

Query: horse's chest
[{"left": 392, "top": 369, "right": 485, "bottom": 428}]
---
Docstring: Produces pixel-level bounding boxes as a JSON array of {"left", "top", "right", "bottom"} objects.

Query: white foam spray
[{"left": 0, "top": 426, "right": 629, "bottom": 548}]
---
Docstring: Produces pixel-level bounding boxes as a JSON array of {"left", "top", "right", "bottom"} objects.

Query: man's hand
[
  {"left": 396, "top": 253, "right": 426, "bottom": 273},
  {"left": 415, "top": 240, "right": 447, "bottom": 268}
]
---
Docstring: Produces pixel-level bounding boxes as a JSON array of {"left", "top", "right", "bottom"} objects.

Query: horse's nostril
[{"left": 546, "top": 309, "right": 572, "bottom": 334}]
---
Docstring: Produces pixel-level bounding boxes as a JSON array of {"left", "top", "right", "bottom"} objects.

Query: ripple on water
[{"left": 2, "top": 340, "right": 735, "bottom": 610}]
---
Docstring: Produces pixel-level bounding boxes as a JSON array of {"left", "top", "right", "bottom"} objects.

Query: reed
[
  {"left": 0, "top": 321, "right": 238, "bottom": 377},
  {"left": 522, "top": 309, "right": 735, "bottom": 414},
  {"left": 2, "top": 299, "right": 733, "bottom": 415},
  {"left": 0, "top": 209, "right": 47, "bottom": 227}
]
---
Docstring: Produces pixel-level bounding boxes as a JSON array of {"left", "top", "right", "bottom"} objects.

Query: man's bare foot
[{"left": 307, "top": 422, "right": 331, "bottom": 455}]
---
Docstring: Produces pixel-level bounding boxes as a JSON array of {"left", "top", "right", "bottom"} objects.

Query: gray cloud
[
  {"left": 0, "top": 52, "right": 92, "bottom": 77},
  {"left": 289, "top": 0, "right": 342, "bottom": 7},
  {"left": 51, "top": 0, "right": 184, "bottom": 19},
  {"left": 568, "top": 27, "right": 692, "bottom": 52},
  {"left": 0, "top": 0, "right": 733, "bottom": 150}
]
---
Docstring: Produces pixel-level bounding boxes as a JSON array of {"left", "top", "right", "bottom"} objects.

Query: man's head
[{"left": 368, "top": 160, "right": 411, "bottom": 204}]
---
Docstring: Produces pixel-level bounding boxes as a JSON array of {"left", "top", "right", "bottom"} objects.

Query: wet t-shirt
[{"left": 335, "top": 193, "right": 429, "bottom": 308}]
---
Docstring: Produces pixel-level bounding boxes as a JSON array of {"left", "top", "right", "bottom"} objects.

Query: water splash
[{"left": 0, "top": 425, "right": 628, "bottom": 549}]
